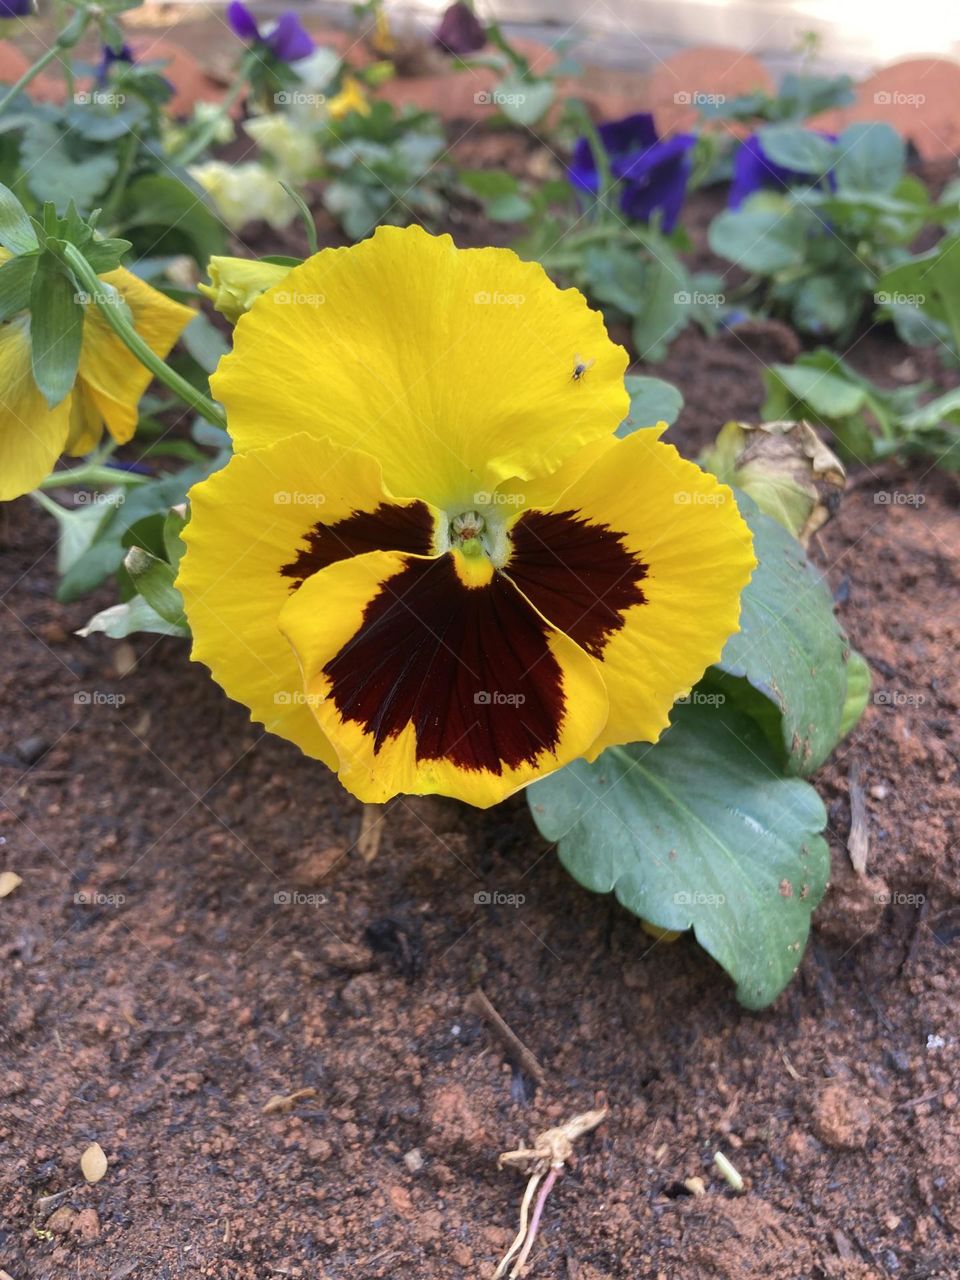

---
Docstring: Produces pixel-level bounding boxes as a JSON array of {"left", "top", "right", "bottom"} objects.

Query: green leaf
[
  {"left": 708, "top": 202, "right": 809, "bottom": 274},
  {"left": 764, "top": 361, "right": 867, "bottom": 419},
  {"left": 181, "top": 311, "right": 229, "bottom": 375},
  {"left": 528, "top": 700, "right": 830, "bottom": 1009},
  {"left": 619, "top": 375, "right": 684, "bottom": 435},
  {"left": 0, "top": 182, "right": 38, "bottom": 254},
  {"left": 485, "top": 193, "right": 534, "bottom": 222},
  {"left": 792, "top": 273, "right": 861, "bottom": 336},
  {"left": 30, "top": 256, "right": 84, "bottom": 409},
  {"left": 839, "top": 649, "right": 871, "bottom": 738},
  {"left": 20, "top": 120, "right": 119, "bottom": 209},
  {"left": 119, "top": 174, "right": 226, "bottom": 263},
  {"left": 630, "top": 257, "right": 689, "bottom": 362},
  {"left": 123, "top": 545, "right": 187, "bottom": 626},
  {"left": 495, "top": 76, "right": 555, "bottom": 126},
  {"left": 163, "top": 508, "right": 188, "bottom": 571},
  {"left": 581, "top": 245, "right": 648, "bottom": 317},
  {"left": 834, "top": 122, "right": 905, "bottom": 196},
  {"left": 757, "top": 124, "right": 835, "bottom": 174},
  {"left": 459, "top": 170, "right": 520, "bottom": 199},
  {"left": 77, "top": 595, "right": 189, "bottom": 640},
  {"left": 717, "top": 495, "right": 849, "bottom": 775},
  {"left": 0, "top": 252, "right": 36, "bottom": 321}
]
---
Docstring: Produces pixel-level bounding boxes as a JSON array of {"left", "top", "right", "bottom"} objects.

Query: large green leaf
[
  {"left": 757, "top": 124, "right": 835, "bottom": 174},
  {"left": 528, "top": 700, "right": 830, "bottom": 1009},
  {"left": 30, "top": 256, "right": 84, "bottom": 409},
  {"left": 618, "top": 375, "right": 684, "bottom": 435},
  {"left": 120, "top": 174, "right": 227, "bottom": 264},
  {"left": 717, "top": 495, "right": 849, "bottom": 774},
  {"left": 708, "top": 200, "right": 810, "bottom": 274},
  {"left": 834, "top": 122, "right": 905, "bottom": 196},
  {"left": 0, "top": 181, "right": 38, "bottom": 254}
]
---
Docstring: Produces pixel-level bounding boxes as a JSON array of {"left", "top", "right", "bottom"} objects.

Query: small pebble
[
  {"left": 870, "top": 784, "right": 889, "bottom": 800},
  {"left": 14, "top": 736, "right": 50, "bottom": 766},
  {"left": 404, "top": 1148, "right": 425, "bottom": 1173}
]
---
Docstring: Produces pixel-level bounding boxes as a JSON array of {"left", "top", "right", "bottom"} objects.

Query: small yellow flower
[
  {"left": 327, "top": 74, "right": 371, "bottom": 120},
  {"left": 199, "top": 256, "right": 293, "bottom": 324},
  {"left": 0, "top": 257, "right": 194, "bottom": 502},
  {"left": 188, "top": 160, "right": 298, "bottom": 232},
  {"left": 178, "top": 227, "right": 755, "bottom": 807}
]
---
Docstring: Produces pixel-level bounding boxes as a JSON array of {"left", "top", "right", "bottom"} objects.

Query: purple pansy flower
[
  {"left": 729, "top": 132, "right": 836, "bottom": 209},
  {"left": 434, "top": 2, "right": 486, "bottom": 55},
  {"left": 96, "top": 42, "right": 133, "bottom": 85},
  {"left": 568, "top": 112, "right": 697, "bottom": 233},
  {"left": 226, "top": 1, "right": 315, "bottom": 62},
  {"left": 0, "top": 0, "right": 34, "bottom": 16}
]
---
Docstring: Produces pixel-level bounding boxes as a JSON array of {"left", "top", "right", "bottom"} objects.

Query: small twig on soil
[
  {"left": 467, "top": 986, "right": 546, "bottom": 1084},
  {"left": 713, "top": 1150, "right": 745, "bottom": 1193},
  {"left": 847, "top": 760, "right": 870, "bottom": 876},
  {"left": 493, "top": 1101, "right": 608, "bottom": 1279},
  {"left": 899, "top": 894, "right": 931, "bottom": 975},
  {"left": 356, "top": 803, "right": 385, "bottom": 864}
]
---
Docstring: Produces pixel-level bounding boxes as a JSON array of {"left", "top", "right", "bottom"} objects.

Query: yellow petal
[
  {"left": 0, "top": 316, "right": 72, "bottom": 501},
  {"left": 78, "top": 267, "right": 194, "bottom": 445},
  {"left": 502, "top": 430, "right": 756, "bottom": 756},
  {"left": 213, "top": 225, "right": 628, "bottom": 510},
  {"left": 278, "top": 548, "right": 609, "bottom": 807},
  {"left": 177, "top": 432, "right": 440, "bottom": 767},
  {"left": 199, "top": 256, "right": 293, "bottom": 323}
]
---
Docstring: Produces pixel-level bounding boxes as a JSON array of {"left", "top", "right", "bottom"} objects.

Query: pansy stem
[
  {"left": 61, "top": 244, "right": 228, "bottom": 432},
  {"left": 0, "top": 12, "right": 90, "bottom": 115},
  {"left": 38, "top": 464, "right": 150, "bottom": 491},
  {"left": 169, "top": 54, "right": 257, "bottom": 168}
]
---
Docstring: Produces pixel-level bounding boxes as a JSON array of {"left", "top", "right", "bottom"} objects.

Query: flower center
[{"left": 445, "top": 507, "right": 510, "bottom": 569}]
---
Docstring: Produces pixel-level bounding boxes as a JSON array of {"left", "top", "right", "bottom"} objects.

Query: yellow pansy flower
[
  {"left": 199, "top": 256, "right": 293, "bottom": 323},
  {"left": 0, "top": 259, "right": 194, "bottom": 502},
  {"left": 327, "top": 74, "right": 371, "bottom": 120},
  {"left": 178, "top": 226, "right": 755, "bottom": 807}
]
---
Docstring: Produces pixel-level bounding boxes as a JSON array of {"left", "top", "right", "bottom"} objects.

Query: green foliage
[
  {"left": 709, "top": 124, "right": 952, "bottom": 339},
  {"left": 320, "top": 102, "right": 449, "bottom": 240},
  {"left": 875, "top": 233, "right": 960, "bottom": 357},
  {"left": 763, "top": 349, "right": 960, "bottom": 469},
  {"left": 704, "top": 70, "right": 855, "bottom": 125},
  {"left": 528, "top": 489, "right": 858, "bottom": 1007}
]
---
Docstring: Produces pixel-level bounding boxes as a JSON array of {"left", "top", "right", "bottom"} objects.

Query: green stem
[
  {"left": 100, "top": 130, "right": 139, "bottom": 227},
  {"left": 38, "top": 464, "right": 149, "bottom": 491},
  {"left": 62, "top": 243, "right": 228, "bottom": 432},
  {"left": 169, "top": 55, "right": 256, "bottom": 168},
  {"left": 0, "top": 43, "right": 64, "bottom": 115}
]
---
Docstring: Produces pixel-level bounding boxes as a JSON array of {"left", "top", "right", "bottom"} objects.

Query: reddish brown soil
[{"left": 2, "top": 87, "right": 960, "bottom": 1280}]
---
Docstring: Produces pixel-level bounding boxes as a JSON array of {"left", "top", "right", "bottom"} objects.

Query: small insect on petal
[
  {"left": 81, "top": 1142, "right": 108, "bottom": 1184},
  {"left": 571, "top": 354, "right": 596, "bottom": 383}
]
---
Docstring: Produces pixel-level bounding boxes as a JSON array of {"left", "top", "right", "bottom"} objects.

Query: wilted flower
[
  {"left": 728, "top": 131, "right": 836, "bottom": 209},
  {"left": 179, "top": 226, "right": 754, "bottom": 806},
  {"left": 199, "top": 256, "right": 292, "bottom": 323},
  {"left": 0, "top": 256, "right": 193, "bottom": 501},
  {"left": 188, "top": 160, "right": 299, "bottom": 231},
  {"left": 225, "top": 1, "right": 314, "bottom": 62},
  {"left": 434, "top": 2, "right": 486, "bottom": 55},
  {"left": 568, "top": 112, "right": 697, "bottom": 232}
]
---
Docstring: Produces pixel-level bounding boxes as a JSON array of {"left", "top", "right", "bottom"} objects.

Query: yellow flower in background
[
  {"left": 188, "top": 160, "right": 299, "bottom": 232},
  {"left": 244, "top": 114, "right": 318, "bottom": 184},
  {"left": 199, "top": 256, "right": 293, "bottom": 323},
  {"left": 327, "top": 74, "right": 371, "bottom": 120},
  {"left": 178, "top": 226, "right": 755, "bottom": 807},
  {"left": 0, "top": 259, "right": 193, "bottom": 502}
]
